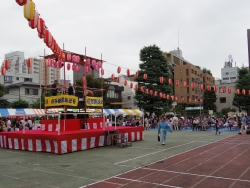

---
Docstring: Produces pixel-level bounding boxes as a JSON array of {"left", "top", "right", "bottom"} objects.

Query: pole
[
  {"left": 58, "top": 113, "right": 60, "bottom": 135},
  {"left": 63, "top": 43, "right": 66, "bottom": 131},
  {"left": 44, "top": 49, "right": 47, "bottom": 119},
  {"left": 101, "top": 53, "right": 105, "bottom": 131}
]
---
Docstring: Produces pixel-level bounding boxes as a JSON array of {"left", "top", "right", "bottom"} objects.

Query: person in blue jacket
[{"left": 158, "top": 117, "right": 172, "bottom": 145}]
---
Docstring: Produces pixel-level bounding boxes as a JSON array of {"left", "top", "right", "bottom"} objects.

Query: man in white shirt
[
  {"left": 6, "top": 118, "right": 12, "bottom": 131},
  {"left": 172, "top": 115, "right": 179, "bottom": 130}
]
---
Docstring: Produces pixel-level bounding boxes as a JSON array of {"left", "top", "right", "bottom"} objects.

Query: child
[{"left": 215, "top": 118, "right": 221, "bottom": 135}]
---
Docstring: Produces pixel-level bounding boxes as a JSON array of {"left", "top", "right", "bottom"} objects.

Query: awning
[{"left": 103, "top": 109, "right": 143, "bottom": 116}]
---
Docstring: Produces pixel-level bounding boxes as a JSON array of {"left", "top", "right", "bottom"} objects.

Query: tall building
[
  {"left": 73, "top": 66, "right": 99, "bottom": 82},
  {"left": 221, "top": 59, "right": 239, "bottom": 84},
  {"left": 39, "top": 58, "right": 60, "bottom": 85}
]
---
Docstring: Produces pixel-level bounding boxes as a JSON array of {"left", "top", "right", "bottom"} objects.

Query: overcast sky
[{"left": 1, "top": 0, "right": 250, "bottom": 81}]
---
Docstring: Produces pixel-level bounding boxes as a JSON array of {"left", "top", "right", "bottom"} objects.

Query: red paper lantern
[
  {"left": 183, "top": 81, "right": 187, "bottom": 87},
  {"left": 163, "top": 94, "right": 166, "bottom": 99},
  {"left": 228, "top": 87, "right": 232, "bottom": 94},
  {"left": 44, "top": 30, "right": 52, "bottom": 47},
  {"left": 171, "top": 95, "right": 174, "bottom": 100},
  {"left": 1, "top": 67, "right": 6, "bottom": 75},
  {"left": 28, "top": 11, "right": 39, "bottom": 29},
  {"left": 166, "top": 95, "right": 170, "bottom": 100},
  {"left": 236, "top": 89, "right": 240, "bottom": 94},
  {"left": 4, "top": 60, "right": 10, "bottom": 69},
  {"left": 140, "top": 86, "right": 144, "bottom": 92},
  {"left": 111, "top": 74, "right": 115, "bottom": 80},
  {"left": 117, "top": 77, "right": 120, "bottom": 83},
  {"left": 143, "top": 73, "right": 147, "bottom": 80},
  {"left": 191, "top": 82, "right": 195, "bottom": 89},
  {"left": 127, "top": 69, "right": 130, "bottom": 76},
  {"left": 175, "top": 80, "right": 179, "bottom": 86},
  {"left": 195, "top": 99, "right": 198, "bottom": 103},
  {"left": 242, "top": 89, "right": 246, "bottom": 95},
  {"left": 207, "top": 85, "right": 211, "bottom": 91},
  {"left": 101, "top": 68, "right": 104, "bottom": 76},
  {"left": 213, "top": 86, "right": 217, "bottom": 92},
  {"left": 38, "top": 32, "right": 44, "bottom": 39},
  {"left": 175, "top": 96, "right": 178, "bottom": 101},
  {"left": 117, "top": 66, "right": 121, "bottom": 74},
  {"left": 135, "top": 72, "right": 139, "bottom": 78},
  {"left": 150, "top": 90, "right": 153, "bottom": 95},
  {"left": 200, "top": 99, "right": 203, "bottom": 103},
  {"left": 168, "top": 79, "right": 172, "bottom": 85},
  {"left": 181, "top": 97, "right": 184, "bottom": 102},
  {"left": 159, "top": 93, "right": 163, "bottom": 98},
  {"left": 188, "top": 98, "right": 192, "bottom": 103},
  {"left": 26, "top": 58, "right": 32, "bottom": 67},
  {"left": 16, "top": 0, "right": 27, "bottom": 6},
  {"left": 145, "top": 89, "right": 149, "bottom": 94},
  {"left": 67, "top": 54, "right": 71, "bottom": 61},
  {"left": 67, "top": 63, "right": 70, "bottom": 70},
  {"left": 248, "top": 90, "right": 250, "bottom": 95},
  {"left": 135, "top": 84, "right": 138, "bottom": 90},
  {"left": 159, "top": 77, "right": 164, "bottom": 84},
  {"left": 76, "top": 65, "right": 80, "bottom": 72},
  {"left": 130, "top": 83, "right": 133, "bottom": 89},
  {"left": 154, "top": 91, "right": 158, "bottom": 96},
  {"left": 37, "top": 18, "right": 45, "bottom": 34},
  {"left": 124, "top": 80, "right": 127, "bottom": 86},
  {"left": 200, "top": 84, "right": 203, "bottom": 90},
  {"left": 221, "top": 87, "right": 225, "bottom": 93}
]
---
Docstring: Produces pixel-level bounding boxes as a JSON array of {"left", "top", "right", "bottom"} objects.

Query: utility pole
[{"left": 195, "top": 77, "right": 202, "bottom": 117}]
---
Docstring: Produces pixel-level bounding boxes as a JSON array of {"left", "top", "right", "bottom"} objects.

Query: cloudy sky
[{"left": 1, "top": 0, "right": 250, "bottom": 81}]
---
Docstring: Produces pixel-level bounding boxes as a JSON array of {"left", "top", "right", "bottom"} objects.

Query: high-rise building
[
  {"left": 221, "top": 58, "right": 239, "bottom": 84},
  {"left": 39, "top": 58, "right": 60, "bottom": 85}
]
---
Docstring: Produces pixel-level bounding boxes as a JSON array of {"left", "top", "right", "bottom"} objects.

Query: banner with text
[
  {"left": 45, "top": 95, "right": 78, "bottom": 107},
  {"left": 86, "top": 96, "right": 103, "bottom": 107}
]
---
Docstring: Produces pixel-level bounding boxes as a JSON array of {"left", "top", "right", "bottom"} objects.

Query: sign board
[
  {"left": 208, "top": 110, "right": 213, "bottom": 115},
  {"left": 185, "top": 106, "right": 203, "bottom": 110},
  {"left": 86, "top": 96, "right": 103, "bottom": 107},
  {"left": 45, "top": 95, "right": 78, "bottom": 107}
]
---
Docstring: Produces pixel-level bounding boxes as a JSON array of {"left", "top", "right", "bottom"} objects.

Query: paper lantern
[
  {"left": 213, "top": 86, "right": 217, "bottom": 92},
  {"left": 76, "top": 56, "right": 80, "bottom": 63},
  {"left": 46, "top": 59, "right": 52, "bottom": 67},
  {"left": 117, "top": 77, "right": 120, "bottom": 83},
  {"left": 248, "top": 90, "right": 250, "bottom": 95},
  {"left": 200, "top": 99, "right": 203, "bottom": 103},
  {"left": 117, "top": 66, "right": 121, "bottom": 74},
  {"left": 154, "top": 91, "right": 158, "bottom": 96},
  {"left": 67, "top": 63, "right": 70, "bottom": 70},
  {"left": 4, "top": 60, "right": 10, "bottom": 69},
  {"left": 98, "top": 61, "right": 102, "bottom": 68},
  {"left": 53, "top": 61, "right": 57, "bottom": 68},
  {"left": 181, "top": 97, "right": 184, "bottom": 102},
  {"left": 195, "top": 99, "right": 198, "bottom": 103},
  {"left": 76, "top": 65, "right": 80, "bottom": 72},
  {"left": 159, "top": 93, "right": 163, "bottom": 98},
  {"left": 143, "top": 73, "right": 147, "bottom": 80},
  {"left": 127, "top": 69, "right": 130, "bottom": 76},
  {"left": 124, "top": 80, "right": 127, "bottom": 86},
  {"left": 188, "top": 98, "right": 192, "bottom": 103},
  {"left": 183, "top": 81, "right": 187, "bottom": 87},
  {"left": 58, "top": 60, "right": 62, "bottom": 68},
  {"left": 236, "top": 89, "right": 240, "bottom": 94},
  {"left": 140, "top": 86, "right": 144, "bottom": 92},
  {"left": 175, "top": 96, "right": 178, "bottom": 101},
  {"left": 207, "top": 85, "right": 211, "bottom": 91},
  {"left": 72, "top": 64, "right": 76, "bottom": 71},
  {"left": 111, "top": 74, "right": 115, "bottom": 80},
  {"left": 24, "top": 0, "right": 35, "bottom": 20},
  {"left": 61, "top": 53, "right": 66, "bottom": 62},
  {"left": 168, "top": 79, "right": 172, "bottom": 85},
  {"left": 200, "top": 84, "right": 203, "bottom": 90},
  {"left": 130, "top": 82, "right": 133, "bottom": 89},
  {"left": 85, "top": 66, "right": 90, "bottom": 73},
  {"left": 163, "top": 94, "right": 166, "bottom": 99},
  {"left": 38, "top": 32, "right": 44, "bottom": 39},
  {"left": 221, "top": 87, "right": 225, "bottom": 93},
  {"left": 37, "top": 18, "right": 45, "bottom": 34},
  {"left": 135, "top": 84, "right": 138, "bottom": 90},
  {"left": 101, "top": 68, "right": 104, "bottom": 76},
  {"left": 94, "top": 64, "right": 99, "bottom": 70},
  {"left": 28, "top": 11, "right": 39, "bottom": 29},
  {"left": 135, "top": 72, "right": 139, "bottom": 78},
  {"left": 175, "top": 80, "right": 179, "bottom": 86},
  {"left": 44, "top": 30, "right": 52, "bottom": 47},
  {"left": 16, "top": 0, "right": 27, "bottom": 6},
  {"left": 159, "top": 77, "right": 164, "bottom": 84},
  {"left": 150, "top": 90, "right": 153, "bottom": 95},
  {"left": 67, "top": 54, "right": 71, "bottom": 61},
  {"left": 145, "top": 89, "right": 149, "bottom": 94},
  {"left": 171, "top": 95, "right": 174, "bottom": 100},
  {"left": 242, "top": 89, "right": 246, "bottom": 95},
  {"left": 26, "top": 58, "right": 32, "bottom": 67},
  {"left": 86, "top": 58, "right": 90, "bottom": 66},
  {"left": 72, "top": 55, "right": 76, "bottom": 63},
  {"left": 166, "top": 95, "right": 170, "bottom": 100},
  {"left": 191, "top": 82, "right": 195, "bottom": 89},
  {"left": 228, "top": 87, "right": 232, "bottom": 94},
  {"left": 1, "top": 67, "right": 6, "bottom": 75}
]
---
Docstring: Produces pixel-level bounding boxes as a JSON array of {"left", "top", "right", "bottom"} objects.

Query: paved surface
[{"left": 0, "top": 130, "right": 239, "bottom": 188}]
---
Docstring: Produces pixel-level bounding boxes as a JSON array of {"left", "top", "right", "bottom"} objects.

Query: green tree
[
  {"left": 221, "top": 107, "right": 236, "bottom": 115},
  {"left": 74, "top": 74, "right": 109, "bottom": 107},
  {"left": 10, "top": 100, "right": 29, "bottom": 108},
  {"left": 203, "top": 88, "right": 217, "bottom": 112},
  {"left": 0, "top": 99, "right": 10, "bottom": 108},
  {"left": 0, "top": 83, "right": 6, "bottom": 97},
  {"left": 233, "top": 68, "right": 250, "bottom": 112},
  {"left": 134, "top": 45, "right": 173, "bottom": 116}
]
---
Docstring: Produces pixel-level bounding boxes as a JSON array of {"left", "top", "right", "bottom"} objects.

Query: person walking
[
  {"left": 239, "top": 114, "right": 247, "bottom": 135},
  {"left": 215, "top": 117, "right": 221, "bottom": 135},
  {"left": 158, "top": 117, "right": 172, "bottom": 145},
  {"left": 172, "top": 115, "right": 179, "bottom": 131}
]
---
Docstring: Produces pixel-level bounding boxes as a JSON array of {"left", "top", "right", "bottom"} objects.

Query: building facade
[
  {"left": 73, "top": 66, "right": 99, "bottom": 82},
  {"left": 221, "top": 61, "right": 239, "bottom": 84}
]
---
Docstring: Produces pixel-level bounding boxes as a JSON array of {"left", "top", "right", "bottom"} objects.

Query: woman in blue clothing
[{"left": 158, "top": 117, "right": 172, "bottom": 145}]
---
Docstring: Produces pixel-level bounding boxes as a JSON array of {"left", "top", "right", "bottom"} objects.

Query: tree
[
  {"left": 74, "top": 73, "right": 109, "bottom": 107},
  {"left": 134, "top": 45, "right": 173, "bottom": 116},
  {"left": 203, "top": 88, "right": 217, "bottom": 112},
  {"left": 233, "top": 68, "right": 250, "bottom": 112},
  {"left": 221, "top": 107, "right": 236, "bottom": 115},
  {"left": 0, "top": 83, "right": 6, "bottom": 97},
  {"left": 0, "top": 99, "right": 10, "bottom": 108},
  {"left": 10, "top": 100, "right": 29, "bottom": 108}
]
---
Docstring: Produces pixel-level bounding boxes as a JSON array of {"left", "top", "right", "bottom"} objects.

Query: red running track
[{"left": 86, "top": 134, "right": 250, "bottom": 188}]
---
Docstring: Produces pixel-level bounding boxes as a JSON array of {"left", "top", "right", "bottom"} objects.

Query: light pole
[{"left": 195, "top": 77, "right": 202, "bottom": 117}]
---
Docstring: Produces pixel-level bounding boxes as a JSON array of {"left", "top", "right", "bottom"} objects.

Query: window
[
  {"left": 223, "top": 78, "right": 229, "bottom": 80},
  {"left": 192, "top": 78, "right": 194, "bottom": 82},
  {"left": 107, "top": 90, "right": 115, "bottom": 98},
  {"left": 24, "top": 78, "right": 32, "bottom": 82},
  {"left": 192, "top": 95, "right": 195, "bottom": 100},
  {"left": 191, "top": 69, "right": 194, "bottom": 74},
  {"left": 225, "top": 72, "right": 229, "bottom": 75},
  {"left": 16, "top": 77, "right": 19, "bottom": 80},
  {"left": 127, "top": 96, "right": 131, "bottom": 100},
  {"left": 4, "top": 76, "right": 12, "bottom": 82},
  {"left": 25, "top": 88, "right": 38, "bottom": 95},
  {"left": 220, "top": 97, "right": 226, "bottom": 103},
  {"left": 230, "top": 77, "right": 236, "bottom": 79},
  {"left": 187, "top": 87, "right": 189, "bottom": 94},
  {"left": 115, "top": 93, "right": 118, "bottom": 99},
  {"left": 186, "top": 69, "right": 189, "bottom": 76}
]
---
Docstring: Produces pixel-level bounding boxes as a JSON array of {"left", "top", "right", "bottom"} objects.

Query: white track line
[
  {"left": 114, "top": 141, "right": 195, "bottom": 165},
  {"left": 228, "top": 163, "right": 250, "bottom": 188},
  {"left": 82, "top": 134, "right": 236, "bottom": 188}
]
